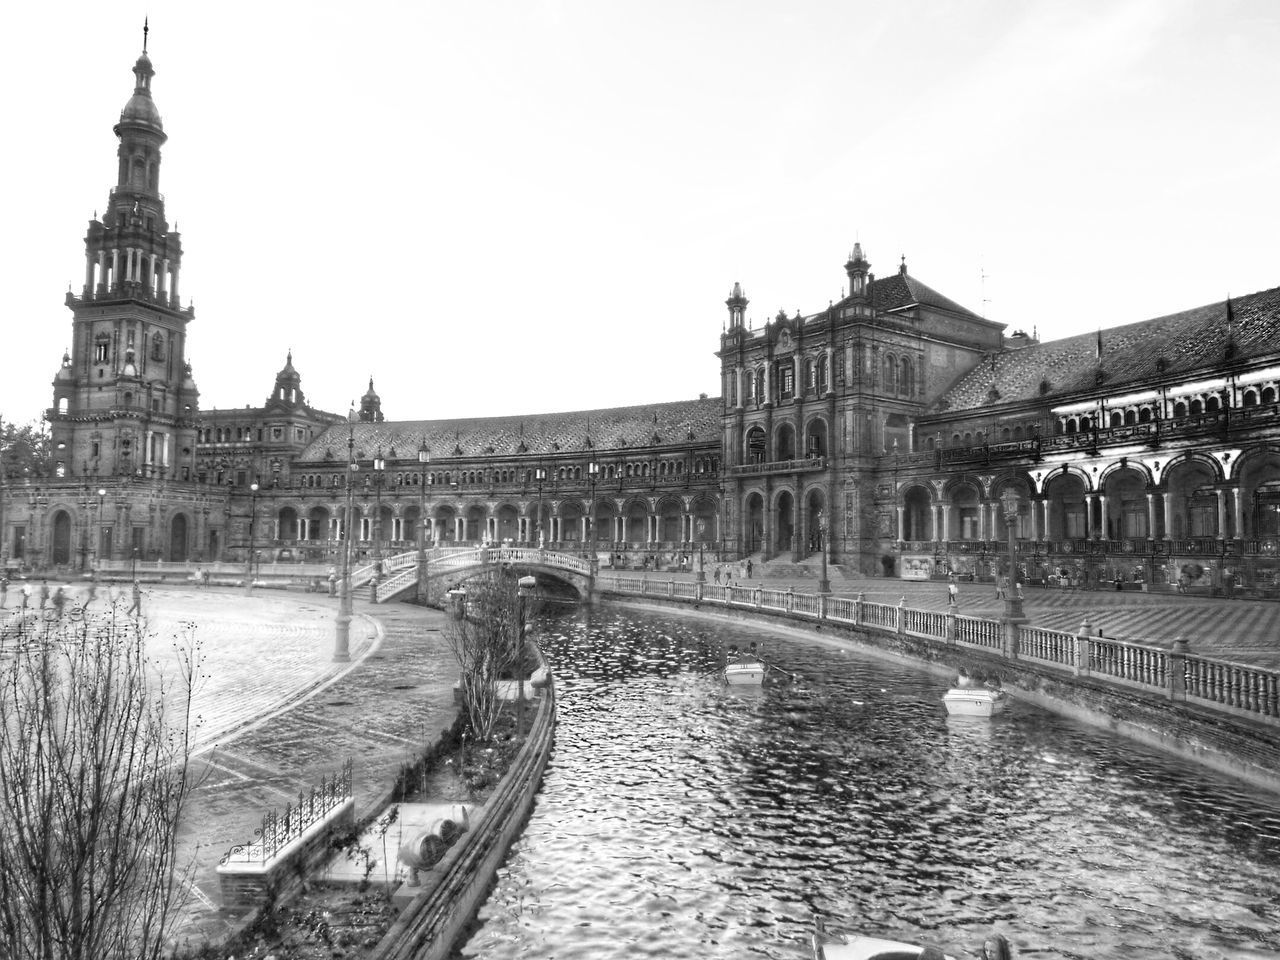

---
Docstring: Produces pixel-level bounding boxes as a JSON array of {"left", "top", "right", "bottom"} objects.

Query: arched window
[
  {"left": 883, "top": 354, "right": 897, "bottom": 393},
  {"left": 899, "top": 357, "right": 912, "bottom": 396}
]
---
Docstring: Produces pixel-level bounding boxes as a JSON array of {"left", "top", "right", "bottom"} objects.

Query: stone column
[
  {"left": 1163, "top": 491, "right": 1173, "bottom": 540},
  {"left": 160, "top": 258, "right": 170, "bottom": 296},
  {"left": 149, "top": 252, "right": 158, "bottom": 293},
  {"left": 1147, "top": 492, "right": 1157, "bottom": 540},
  {"left": 930, "top": 504, "right": 940, "bottom": 542},
  {"left": 1231, "top": 486, "right": 1242, "bottom": 540},
  {"left": 1216, "top": 488, "right": 1227, "bottom": 538},
  {"left": 1098, "top": 494, "right": 1109, "bottom": 539},
  {"left": 978, "top": 501, "right": 987, "bottom": 541},
  {"left": 896, "top": 505, "right": 905, "bottom": 541},
  {"left": 1086, "top": 494, "right": 1097, "bottom": 538},
  {"left": 97, "top": 249, "right": 106, "bottom": 290},
  {"left": 941, "top": 502, "right": 951, "bottom": 542},
  {"left": 110, "top": 248, "right": 119, "bottom": 288}
]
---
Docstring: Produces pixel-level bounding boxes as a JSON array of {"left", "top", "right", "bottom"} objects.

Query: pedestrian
[
  {"left": 713, "top": 564, "right": 721, "bottom": 585},
  {"left": 20, "top": 583, "right": 32, "bottom": 613},
  {"left": 126, "top": 579, "right": 143, "bottom": 617},
  {"left": 83, "top": 580, "right": 98, "bottom": 609},
  {"left": 994, "top": 576, "right": 1005, "bottom": 600},
  {"left": 39, "top": 579, "right": 50, "bottom": 610},
  {"left": 52, "top": 586, "right": 67, "bottom": 620},
  {"left": 746, "top": 558, "right": 753, "bottom": 579},
  {"left": 947, "top": 579, "right": 959, "bottom": 605},
  {"left": 0, "top": 576, "right": 7, "bottom": 608}
]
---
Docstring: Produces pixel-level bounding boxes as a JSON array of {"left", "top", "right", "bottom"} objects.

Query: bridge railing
[
  {"left": 373, "top": 565, "right": 419, "bottom": 603},
  {"left": 596, "top": 577, "right": 1280, "bottom": 728}
]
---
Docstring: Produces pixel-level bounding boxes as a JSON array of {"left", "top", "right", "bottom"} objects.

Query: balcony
[{"left": 727, "top": 456, "right": 827, "bottom": 478}]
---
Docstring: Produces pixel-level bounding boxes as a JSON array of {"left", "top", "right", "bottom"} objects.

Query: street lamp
[
  {"left": 516, "top": 574, "right": 537, "bottom": 736},
  {"left": 243, "top": 480, "right": 260, "bottom": 596},
  {"left": 130, "top": 544, "right": 139, "bottom": 581},
  {"left": 335, "top": 408, "right": 358, "bottom": 662},
  {"left": 586, "top": 460, "right": 599, "bottom": 560},
  {"left": 1000, "top": 488, "right": 1025, "bottom": 619},
  {"left": 417, "top": 442, "right": 431, "bottom": 599},
  {"left": 534, "top": 466, "right": 547, "bottom": 547},
  {"left": 372, "top": 450, "right": 386, "bottom": 580},
  {"left": 817, "top": 510, "right": 831, "bottom": 595}
]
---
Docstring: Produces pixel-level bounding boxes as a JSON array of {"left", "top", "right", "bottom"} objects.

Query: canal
[{"left": 456, "top": 606, "right": 1280, "bottom": 959}]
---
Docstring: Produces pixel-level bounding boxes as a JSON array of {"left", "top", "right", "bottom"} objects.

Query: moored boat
[
  {"left": 812, "top": 918, "right": 956, "bottom": 960},
  {"left": 942, "top": 686, "right": 1007, "bottom": 717}
]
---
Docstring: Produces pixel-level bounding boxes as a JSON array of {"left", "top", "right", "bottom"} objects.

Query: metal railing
[
  {"left": 597, "top": 578, "right": 1280, "bottom": 726},
  {"left": 220, "top": 759, "right": 352, "bottom": 866}
]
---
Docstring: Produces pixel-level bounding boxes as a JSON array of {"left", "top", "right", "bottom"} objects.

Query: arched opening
[
  {"left": 1238, "top": 452, "right": 1280, "bottom": 539},
  {"left": 434, "top": 505, "right": 458, "bottom": 542},
  {"left": 692, "top": 497, "right": 716, "bottom": 544},
  {"left": 402, "top": 505, "right": 422, "bottom": 545},
  {"left": 560, "top": 501, "right": 584, "bottom": 544},
  {"left": 626, "top": 501, "right": 648, "bottom": 543},
  {"left": 278, "top": 506, "right": 300, "bottom": 541},
  {"left": 1102, "top": 468, "right": 1148, "bottom": 539},
  {"left": 745, "top": 425, "right": 767, "bottom": 464},
  {"left": 659, "top": 499, "right": 681, "bottom": 543},
  {"left": 1044, "top": 472, "right": 1086, "bottom": 540},
  {"left": 805, "top": 418, "right": 828, "bottom": 458},
  {"left": 775, "top": 490, "right": 795, "bottom": 554},
  {"left": 52, "top": 511, "right": 72, "bottom": 566},
  {"left": 496, "top": 504, "right": 519, "bottom": 543},
  {"left": 902, "top": 487, "right": 931, "bottom": 540},
  {"left": 775, "top": 423, "right": 796, "bottom": 461},
  {"left": 169, "top": 513, "right": 189, "bottom": 562},
  {"left": 465, "top": 505, "right": 485, "bottom": 543},
  {"left": 594, "top": 501, "right": 618, "bottom": 545},
  {"left": 804, "top": 489, "right": 825, "bottom": 556},
  {"left": 308, "top": 505, "right": 331, "bottom": 541},
  {"left": 1165, "top": 459, "right": 1220, "bottom": 539},
  {"left": 951, "top": 483, "right": 980, "bottom": 540},
  {"left": 744, "top": 493, "right": 764, "bottom": 554}
]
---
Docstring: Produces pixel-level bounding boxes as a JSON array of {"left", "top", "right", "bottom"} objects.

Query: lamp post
[
  {"left": 372, "top": 450, "right": 386, "bottom": 580},
  {"left": 817, "top": 510, "right": 831, "bottom": 595},
  {"left": 1001, "top": 488, "right": 1025, "bottom": 619},
  {"left": 94, "top": 487, "right": 106, "bottom": 571},
  {"left": 534, "top": 466, "right": 546, "bottom": 547},
  {"left": 417, "top": 442, "right": 431, "bottom": 599},
  {"left": 586, "top": 460, "right": 599, "bottom": 561},
  {"left": 130, "top": 544, "right": 139, "bottom": 581},
  {"left": 243, "top": 480, "right": 260, "bottom": 596},
  {"left": 516, "top": 574, "right": 536, "bottom": 736},
  {"left": 335, "top": 410, "right": 358, "bottom": 662}
]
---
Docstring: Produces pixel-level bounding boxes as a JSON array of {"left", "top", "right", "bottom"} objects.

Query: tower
[
  {"left": 50, "top": 29, "right": 199, "bottom": 483},
  {"left": 725, "top": 281, "right": 748, "bottom": 331},
  {"left": 844, "top": 243, "right": 870, "bottom": 298},
  {"left": 359, "top": 379, "right": 384, "bottom": 423}
]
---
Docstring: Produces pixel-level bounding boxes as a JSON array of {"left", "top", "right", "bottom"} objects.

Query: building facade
[{"left": 3, "top": 39, "right": 1278, "bottom": 596}]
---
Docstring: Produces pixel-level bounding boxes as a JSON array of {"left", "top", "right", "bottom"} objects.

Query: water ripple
[{"left": 456, "top": 609, "right": 1280, "bottom": 960}]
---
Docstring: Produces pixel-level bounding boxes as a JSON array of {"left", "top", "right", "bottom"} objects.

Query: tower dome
[{"left": 117, "top": 51, "right": 164, "bottom": 135}]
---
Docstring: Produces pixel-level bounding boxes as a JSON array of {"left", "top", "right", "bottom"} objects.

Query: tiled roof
[
  {"left": 810, "top": 270, "right": 985, "bottom": 324},
  {"left": 297, "top": 397, "right": 722, "bottom": 464},
  {"left": 938, "top": 285, "right": 1280, "bottom": 412}
]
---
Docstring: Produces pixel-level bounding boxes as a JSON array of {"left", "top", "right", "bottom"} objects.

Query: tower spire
[{"left": 143, "top": 16, "right": 149, "bottom": 53}]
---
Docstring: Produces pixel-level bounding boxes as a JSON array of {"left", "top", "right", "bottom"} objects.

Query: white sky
[{"left": 3, "top": 0, "right": 1279, "bottom": 425}]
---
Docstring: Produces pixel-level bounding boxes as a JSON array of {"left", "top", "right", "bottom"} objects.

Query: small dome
[
  {"left": 276, "top": 350, "right": 300, "bottom": 383},
  {"left": 118, "top": 53, "right": 164, "bottom": 133}
]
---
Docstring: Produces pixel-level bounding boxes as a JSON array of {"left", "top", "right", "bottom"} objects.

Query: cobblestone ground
[{"left": 622, "top": 569, "right": 1280, "bottom": 669}]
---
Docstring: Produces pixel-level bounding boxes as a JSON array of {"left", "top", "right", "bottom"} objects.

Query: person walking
[
  {"left": 83, "top": 579, "right": 98, "bottom": 610},
  {"left": 746, "top": 558, "right": 753, "bottom": 579},
  {"left": 20, "top": 583, "right": 32, "bottom": 613},
  {"left": 0, "top": 576, "right": 7, "bottom": 608},
  {"left": 52, "top": 586, "right": 67, "bottom": 620},
  {"left": 38, "top": 579, "right": 50, "bottom": 611},
  {"left": 126, "top": 579, "right": 143, "bottom": 617}
]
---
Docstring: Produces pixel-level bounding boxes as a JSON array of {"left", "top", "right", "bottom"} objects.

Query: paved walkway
[{"left": 608, "top": 568, "right": 1280, "bottom": 670}]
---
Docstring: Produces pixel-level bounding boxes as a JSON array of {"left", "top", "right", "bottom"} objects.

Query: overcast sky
[{"left": 3, "top": 0, "right": 1278, "bottom": 426}]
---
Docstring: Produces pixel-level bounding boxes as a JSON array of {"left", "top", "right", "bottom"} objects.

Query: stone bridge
[{"left": 362, "top": 547, "right": 595, "bottom": 604}]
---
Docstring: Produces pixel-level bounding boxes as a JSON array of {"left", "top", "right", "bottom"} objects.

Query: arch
[
  {"left": 774, "top": 489, "right": 795, "bottom": 553},
  {"left": 1243, "top": 389, "right": 1258, "bottom": 407},
  {"left": 495, "top": 503, "right": 520, "bottom": 543},
  {"left": 804, "top": 487, "right": 825, "bottom": 555},
  {"left": 308, "top": 505, "right": 331, "bottom": 540},
  {"left": 52, "top": 510, "right": 73, "bottom": 566},
  {"left": 593, "top": 499, "right": 618, "bottom": 544},
  {"left": 883, "top": 353, "right": 897, "bottom": 393},
  {"left": 1263, "top": 386, "right": 1277, "bottom": 405},
  {"left": 948, "top": 481, "right": 981, "bottom": 540},
  {"left": 560, "top": 500, "right": 584, "bottom": 543},
  {"left": 278, "top": 505, "right": 300, "bottom": 541},
  {"left": 1236, "top": 448, "right": 1280, "bottom": 539},
  {"left": 744, "top": 492, "right": 765, "bottom": 553},
  {"left": 805, "top": 417, "right": 828, "bottom": 458},
  {"left": 1099, "top": 467, "right": 1148, "bottom": 539},
  {"left": 745, "top": 425, "right": 767, "bottom": 464},
  {"left": 776, "top": 422, "right": 797, "bottom": 461},
  {"left": 691, "top": 496, "right": 716, "bottom": 543},
  {"left": 1164, "top": 455, "right": 1223, "bottom": 539},
  {"left": 658, "top": 497, "right": 682, "bottom": 542},
  {"left": 464, "top": 504, "right": 486, "bottom": 542},
  {"left": 901, "top": 486, "right": 932, "bottom": 541},
  {"left": 433, "top": 504, "right": 458, "bottom": 542},
  {"left": 899, "top": 356, "right": 913, "bottom": 396},
  {"left": 169, "top": 513, "right": 189, "bottom": 561},
  {"left": 625, "top": 499, "right": 649, "bottom": 542}
]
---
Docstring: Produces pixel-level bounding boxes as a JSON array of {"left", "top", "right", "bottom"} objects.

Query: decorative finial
[
  {"left": 143, "top": 17, "right": 149, "bottom": 53},
  {"left": 286, "top": 348, "right": 292, "bottom": 363}
]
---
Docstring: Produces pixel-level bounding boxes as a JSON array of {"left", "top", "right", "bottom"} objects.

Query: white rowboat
[
  {"left": 724, "top": 661, "right": 766, "bottom": 685},
  {"left": 941, "top": 687, "right": 1007, "bottom": 718}
]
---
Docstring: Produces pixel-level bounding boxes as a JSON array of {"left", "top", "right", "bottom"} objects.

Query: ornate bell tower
[{"left": 50, "top": 23, "right": 199, "bottom": 483}]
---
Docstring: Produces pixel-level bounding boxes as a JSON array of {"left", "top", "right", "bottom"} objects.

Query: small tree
[
  {"left": 444, "top": 569, "right": 535, "bottom": 742},
  {"left": 0, "top": 605, "right": 203, "bottom": 960}
]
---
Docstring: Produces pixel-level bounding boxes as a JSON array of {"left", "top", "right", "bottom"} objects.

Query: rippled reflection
[{"left": 456, "top": 608, "right": 1280, "bottom": 960}]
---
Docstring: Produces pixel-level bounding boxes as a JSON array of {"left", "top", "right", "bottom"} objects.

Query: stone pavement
[{"left": 611, "top": 568, "right": 1280, "bottom": 670}]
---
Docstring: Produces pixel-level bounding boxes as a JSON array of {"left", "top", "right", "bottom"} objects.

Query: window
[
  {"left": 94, "top": 340, "right": 110, "bottom": 363},
  {"left": 151, "top": 333, "right": 164, "bottom": 361},
  {"left": 835, "top": 350, "right": 846, "bottom": 386},
  {"left": 295, "top": 428, "right": 306, "bottom": 441},
  {"left": 271, "top": 427, "right": 283, "bottom": 441},
  {"left": 779, "top": 365, "right": 794, "bottom": 400},
  {"left": 91, "top": 441, "right": 100, "bottom": 458}
]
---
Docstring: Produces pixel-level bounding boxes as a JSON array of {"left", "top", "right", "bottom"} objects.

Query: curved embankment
[
  {"left": 369, "top": 651, "right": 555, "bottom": 960},
  {"left": 605, "top": 593, "right": 1280, "bottom": 797}
]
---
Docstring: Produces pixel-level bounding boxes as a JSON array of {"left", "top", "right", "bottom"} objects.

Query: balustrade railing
[
  {"left": 903, "top": 607, "right": 947, "bottom": 640},
  {"left": 1084, "top": 638, "right": 1167, "bottom": 690},
  {"left": 954, "top": 615, "right": 1002, "bottom": 650},
  {"left": 220, "top": 760, "right": 352, "bottom": 866},
  {"left": 1184, "top": 656, "right": 1280, "bottom": 718},
  {"left": 1019, "top": 625, "right": 1076, "bottom": 668}
]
